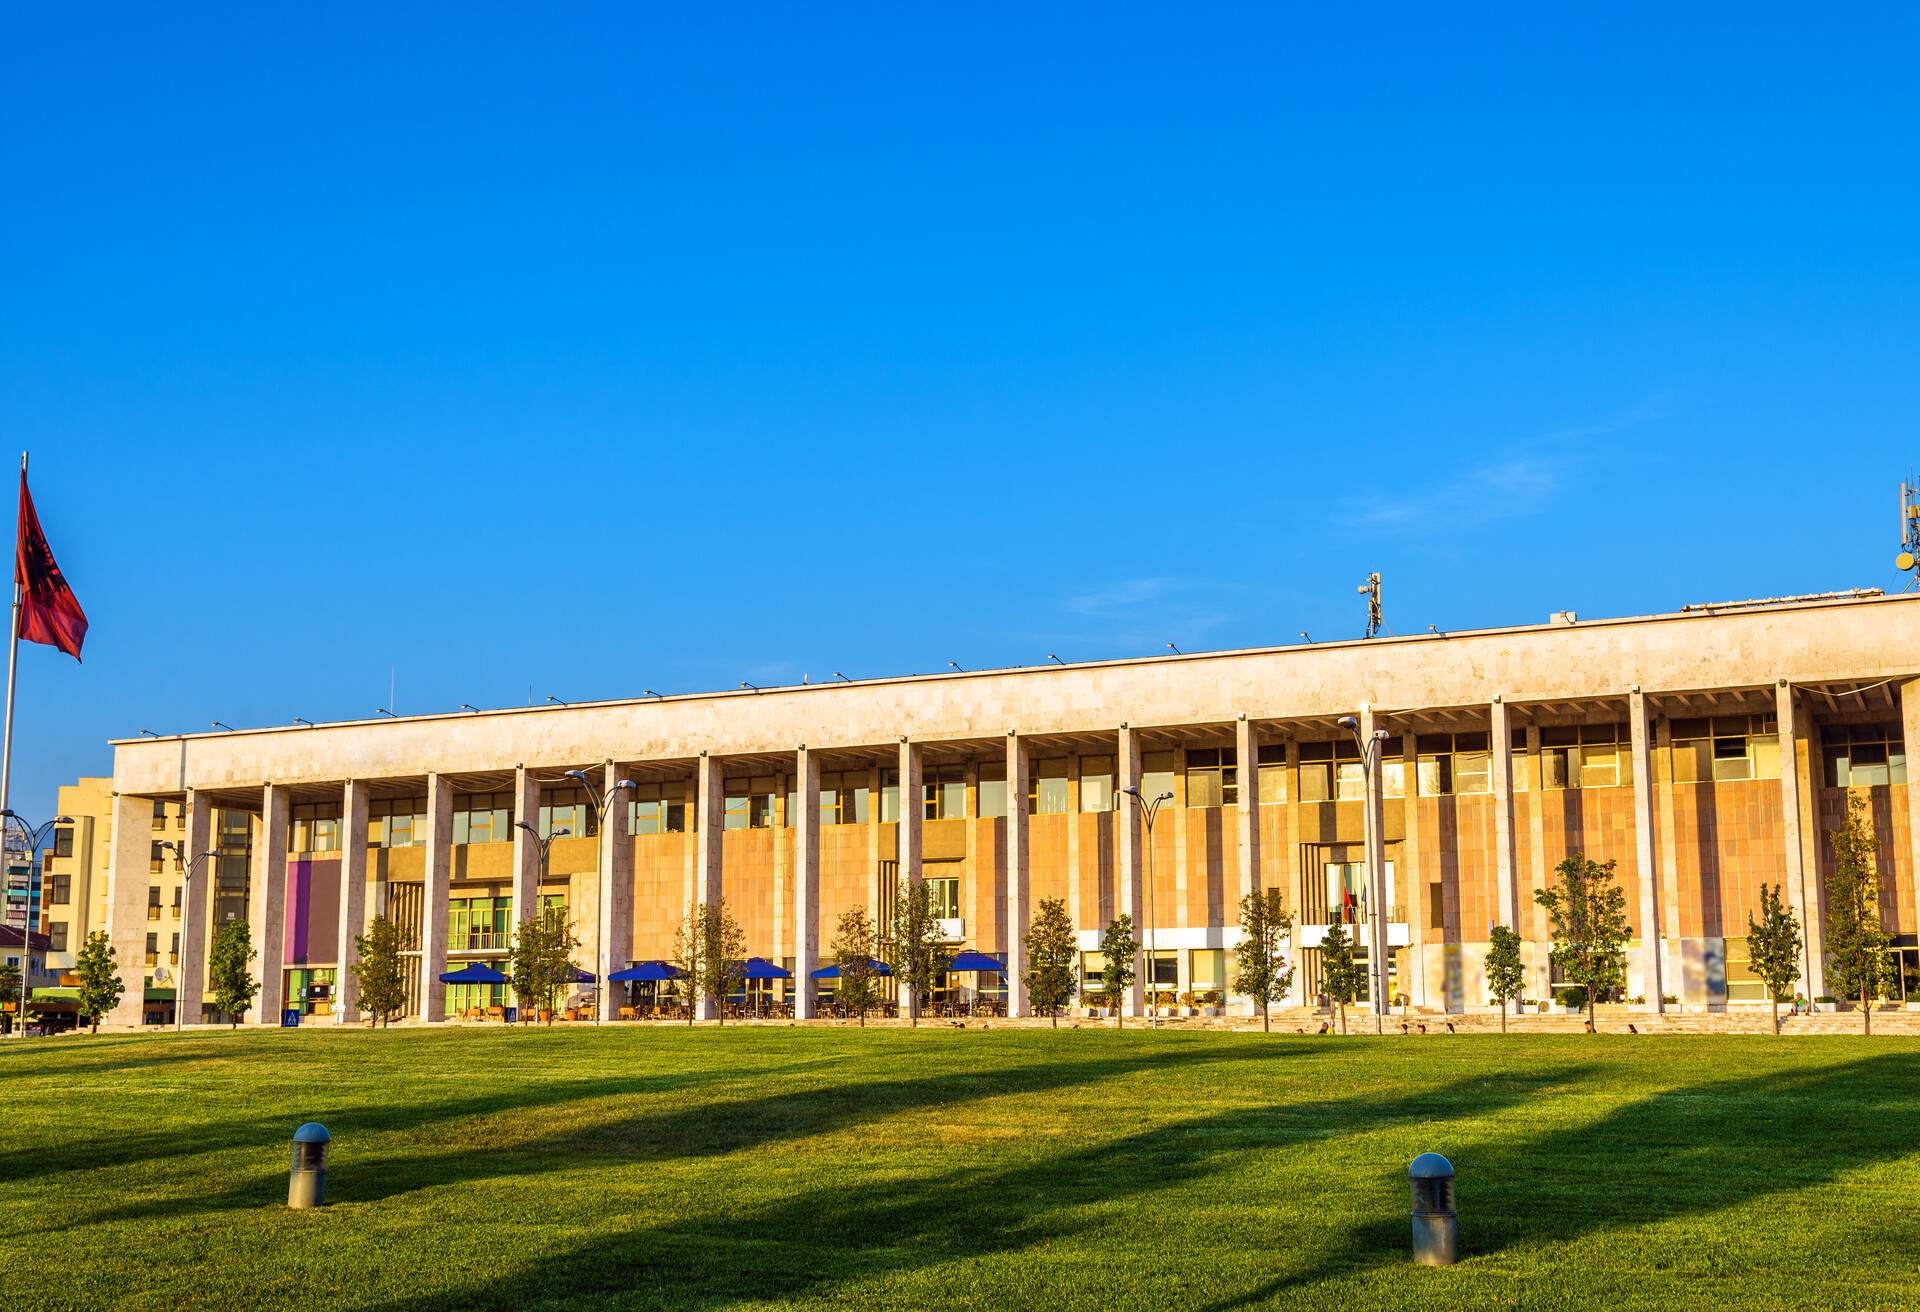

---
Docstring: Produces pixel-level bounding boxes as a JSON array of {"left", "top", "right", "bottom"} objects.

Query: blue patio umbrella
[
  {"left": 809, "top": 960, "right": 893, "bottom": 978},
  {"left": 438, "top": 962, "right": 508, "bottom": 985},
  {"left": 738, "top": 956, "right": 792, "bottom": 980},
  {"left": 947, "top": 950, "right": 1006, "bottom": 973},
  {"left": 608, "top": 960, "right": 682, "bottom": 982},
  {"left": 564, "top": 964, "right": 596, "bottom": 984}
]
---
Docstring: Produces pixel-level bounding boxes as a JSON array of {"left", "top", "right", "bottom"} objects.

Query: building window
[
  {"left": 47, "top": 921, "right": 67, "bottom": 953},
  {"left": 1079, "top": 755, "right": 1116, "bottom": 813},
  {"left": 144, "top": 933, "right": 158, "bottom": 967},
  {"left": 1822, "top": 724, "right": 1908, "bottom": 787},
  {"left": 1189, "top": 948, "right": 1225, "bottom": 995},
  {"left": 814, "top": 771, "right": 868, "bottom": 826},
  {"left": 1031, "top": 759, "right": 1070, "bottom": 815},
  {"left": 1079, "top": 950, "right": 1106, "bottom": 1000},
  {"left": 977, "top": 763, "right": 1007, "bottom": 818},
  {"left": 879, "top": 769, "right": 900, "bottom": 823},
  {"left": 723, "top": 777, "right": 776, "bottom": 830},
  {"left": 147, "top": 885, "right": 162, "bottom": 920},
  {"left": 922, "top": 765, "right": 966, "bottom": 820},
  {"left": 926, "top": 876, "right": 960, "bottom": 920},
  {"left": 453, "top": 792, "right": 513, "bottom": 844},
  {"left": 47, "top": 874, "right": 70, "bottom": 906},
  {"left": 291, "top": 802, "right": 342, "bottom": 853},
  {"left": 631, "top": 782, "right": 689, "bottom": 835},
  {"left": 1415, "top": 732, "right": 1490, "bottom": 797},
  {"left": 1257, "top": 744, "right": 1288, "bottom": 804},
  {"left": 538, "top": 786, "right": 600, "bottom": 840},
  {"left": 1299, "top": 741, "right": 1404, "bottom": 802},
  {"left": 149, "top": 841, "right": 170, "bottom": 874},
  {"left": 172, "top": 886, "right": 182, "bottom": 916},
  {"left": 151, "top": 800, "right": 168, "bottom": 831},
  {"left": 1671, "top": 715, "right": 1779, "bottom": 783},
  {"left": 369, "top": 798, "right": 426, "bottom": 848},
  {"left": 53, "top": 827, "right": 73, "bottom": 859},
  {"left": 169, "top": 932, "right": 180, "bottom": 965},
  {"left": 1539, "top": 723, "right": 1626, "bottom": 790},
  {"left": 1185, "top": 748, "right": 1238, "bottom": 808},
  {"left": 448, "top": 896, "right": 510, "bottom": 952}
]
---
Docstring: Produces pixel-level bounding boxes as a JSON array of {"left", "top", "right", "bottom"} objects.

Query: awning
[
  {"left": 30, "top": 986, "right": 80, "bottom": 1001},
  {"left": 144, "top": 987, "right": 177, "bottom": 1001}
]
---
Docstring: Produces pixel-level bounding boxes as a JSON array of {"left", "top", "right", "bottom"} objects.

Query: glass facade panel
[
  {"left": 1033, "top": 759, "right": 1070, "bottom": 815},
  {"left": 1079, "top": 755, "right": 1115, "bottom": 813},
  {"left": 977, "top": 763, "right": 1008, "bottom": 818}
]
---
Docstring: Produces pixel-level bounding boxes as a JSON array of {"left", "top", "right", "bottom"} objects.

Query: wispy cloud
[{"left": 1048, "top": 575, "right": 1303, "bottom": 654}]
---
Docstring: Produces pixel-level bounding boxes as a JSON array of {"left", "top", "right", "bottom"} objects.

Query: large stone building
[{"left": 60, "top": 590, "right": 1920, "bottom": 1027}]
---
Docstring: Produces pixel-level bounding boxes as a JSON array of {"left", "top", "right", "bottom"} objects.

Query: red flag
[{"left": 15, "top": 470, "right": 87, "bottom": 661}]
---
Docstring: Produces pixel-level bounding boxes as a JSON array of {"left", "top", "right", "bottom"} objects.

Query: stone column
[
  {"left": 694, "top": 752, "right": 722, "bottom": 1019},
  {"left": 509, "top": 766, "right": 540, "bottom": 929},
  {"left": 1005, "top": 732, "right": 1031, "bottom": 1017},
  {"left": 102, "top": 792, "right": 155, "bottom": 1028},
  {"left": 794, "top": 746, "right": 821, "bottom": 1018},
  {"left": 178, "top": 790, "right": 213, "bottom": 1025},
  {"left": 1523, "top": 723, "right": 1550, "bottom": 1000},
  {"left": 1628, "top": 689, "right": 1665, "bottom": 1010},
  {"left": 250, "top": 785, "right": 290, "bottom": 1023},
  {"left": 597, "top": 762, "right": 634, "bottom": 1021},
  {"left": 1235, "top": 715, "right": 1261, "bottom": 901},
  {"left": 1399, "top": 732, "right": 1426, "bottom": 1009},
  {"left": 1491, "top": 697, "right": 1519, "bottom": 933},
  {"left": 1283, "top": 736, "right": 1307, "bottom": 1005},
  {"left": 1778, "top": 682, "right": 1824, "bottom": 998},
  {"left": 419, "top": 774, "right": 452, "bottom": 1023},
  {"left": 896, "top": 739, "right": 924, "bottom": 1019},
  {"left": 1116, "top": 725, "right": 1145, "bottom": 1016},
  {"left": 333, "top": 780, "right": 368, "bottom": 1024},
  {"left": 1359, "top": 706, "right": 1389, "bottom": 1020}
]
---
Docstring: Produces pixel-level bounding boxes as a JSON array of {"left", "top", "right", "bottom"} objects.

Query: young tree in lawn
[
  {"left": 1233, "top": 888, "right": 1294, "bottom": 1033},
  {"left": 1485, "top": 924, "right": 1525, "bottom": 1034},
  {"left": 888, "top": 877, "right": 950, "bottom": 1027},
  {"left": 1533, "top": 853, "right": 1632, "bottom": 1032},
  {"left": 74, "top": 931, "right": 125, "bottom": 1034},
  {"left": 208, "top": 920, "right": 259, "bottom": 1028},
  {"left": 507, "top": 904, "right": 579, "bottom": 1027},
  {"left": 0, "top": 960, "right": 19, "bottom": 1033},
  {"left": 1319, "top": 918, "right": 1364, "bottom": 1035},
  {"left": 1100, "top": 913, "right": 1138, "bottom": 1029},
  {"left": 676, "top": 898, "right": 745, "bottom": 1025},
  {"left": 1824, "top": 794, "right": 1890, "bottom": 1035},
  {"left": 1745, "top": 882, "right": 1804, "bottom": 1035},
  {"left": 1023, "top": 896, "right": 1078, "bottom": 1027},
  {"left": 352, "top": 914, "right": 408, "bottom": 1028},
  {"left": 830, "top": 905, "right": 883, "bottom": 1026}
]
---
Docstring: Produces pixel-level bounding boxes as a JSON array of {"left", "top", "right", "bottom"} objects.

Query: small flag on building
[{"left": 15, "top": 465, "right": 87, "bottom": 661}]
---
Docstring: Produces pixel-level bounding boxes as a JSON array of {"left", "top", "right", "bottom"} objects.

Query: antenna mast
[
  {"left": 1900, "top": 481, "right": 1920, "bottom": 590},
  {"left": 1358, "top": 572, "right": 1383, "bottom": 638}
]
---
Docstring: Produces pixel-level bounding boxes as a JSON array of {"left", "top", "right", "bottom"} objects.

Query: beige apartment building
[{"left": 60, "top": 590, "right": 1920, "bottom": 1028}]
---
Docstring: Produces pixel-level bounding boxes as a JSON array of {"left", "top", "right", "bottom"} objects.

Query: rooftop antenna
[
  {"left": 1899, "top": 480, "right": 1920, "bottom": 590},
  {"left": 1359, "top": 572, "right": 1383, "bottom": 638}
]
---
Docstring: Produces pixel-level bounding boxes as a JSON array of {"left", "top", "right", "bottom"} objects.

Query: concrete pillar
[
  {"left": 250, "top": 785, "right": 290, "bottom": 1023},
  {"left": 1399, "top": 732, "right": 1426, "bottom": 1009},
  {"left": 1359, "top": 705, "right": 1389, "bottom": 1019},
  {"left": 896, "top": 739, "right": 924, "bottom": 1020},
  {"left": 419, "top": 774, "right": 452, "bottom": 1023},
  {"left": 177, "top": 790, "right": 212, "bottom": 1025},
  {"left": 1116, "top": 725, "right": 1145, "bottom": 1016},
  {"left": 1522, "top": 723, "right": 1550, "bottom": 1000},
  {"left": 1235, "top": 715, "right": 1261, "bottom": 901},
  {"left": 794, "top": 746, "right": 821, "bottom": 1018},
  {"left": 1628, "top": 689, "right": 1665, "bottom": 1010},
  {"left": 1490, "top": 697, "right": 1519, "bottom": 933},
  {"left": 1283, "top": 735, "right": 1306, "bottom": 1005},
  {"left": 509, "top": 766, "right": 540, "bottom": 930},
  {"left": 1778, "top": 682, "right": 1825, "bottom": 998},
  {"left": 1005, "top": 731, "right": 1031, "bottom": 1017},
  {"left": 102, "top": 792, "right": 155, "bottom": 1028},
  {"left": 333, "top": 780, "right": 368, "bottom": 1024},
  {"left": 597, "top": 762, "right": 634, "bottom": 1021},
  {"left": 694, "top": 753, "right": 722, "bottom": 1020}
]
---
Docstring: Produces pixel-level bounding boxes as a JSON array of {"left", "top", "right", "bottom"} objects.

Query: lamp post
[
  {"left": 157, "top": 840, "right": 219, "bottom": 1032},
  {"left": 1336, "top": 716, "right": 1393, "bottom": 1033},
  {"left": 2, "top": 809, "right": 71, "bottom": 1039},
  {"left": 1120, "top": 786, "right": 1174, "bottom": 1026},
  {"left": 564, "top": 769, "right": 637, "bottom": 1022}
]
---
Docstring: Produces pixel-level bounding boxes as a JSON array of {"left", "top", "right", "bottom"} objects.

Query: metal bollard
[
  {"left": 1408, "top": 1152, "right": 1456, "bottom": 1265},
  {"left": 288, "top": 1122, "right": 331, "bottom": 1209}
]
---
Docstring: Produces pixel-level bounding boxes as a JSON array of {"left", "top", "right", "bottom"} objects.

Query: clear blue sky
[{"left": 4, "top": 6, "right": 1917, "bottom": 815}]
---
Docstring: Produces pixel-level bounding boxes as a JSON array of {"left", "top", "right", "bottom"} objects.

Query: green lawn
[{"left": 4, "top": 1026, "right": 1917, "bottom": 1311}]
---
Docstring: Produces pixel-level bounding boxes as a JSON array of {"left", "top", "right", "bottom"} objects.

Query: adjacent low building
[{"left": 66, "top": 590, "right": 1920, "bottom": 1027}]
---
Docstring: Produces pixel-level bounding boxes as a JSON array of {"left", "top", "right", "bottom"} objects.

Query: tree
[
  {"left": 1233, "top": 888, "right": 1294, "bottom": 1033},
  {"left": 1485, "top": 924, "right": 1525, "bottom": 1033},
  {"left": 1533, "top": 853, "right": 1632, "bottom": 1032},
  {"left": 1745, "top": 882, "right": 1804, "bottom": 1035},
  {"left": 830, "top": 906, "right": 883, "bottom": 1026},
  {"left": 208, "top": 920, "right": 259, "bottom": 1028},
  {"left": 507, "top": 904, "right": 579, "bottom": 1026},
  {"left": 1824, "top": 794, "right": 1890, "bottom": 1035},
  {"left": 352, "top": 914, "right": 408, "bottom": 1028},
  {"left": 0, "top": 960, "right": 20, "bottom": 1033},
  {"left": 1100, "top": 914, "right": 1138, "bottom": 1029},
  {"left": 888, "top": 877, "right": 950, "bottom": 1027},
  {"left": 1319, "top": 918, "right": 1364, "bottom": 1035},
  {"left": 1023, "top": 897, "right": 1078, "bottom": 1027},
  {"left": 74, "top": 931, "right": 125, "bottom": 1034},
  {"left": 675, "top": 898, "right": 744, "bottom": 1025}
]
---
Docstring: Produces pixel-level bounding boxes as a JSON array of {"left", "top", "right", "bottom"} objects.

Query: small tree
[
  {"left": 676, "top": 899, "right": 744, "bottom": 1025},
  {"left": 1745, "top": 882, "right": 1804, "bottom": 1035},
  {"left": 0, "top": 960, "right": 20, "bottom": 1032},
  {"left": 1319, "top": 918, "right": 1364, "bottom": 1035},
  {"left": 1100, "top": 914, "right": 1138, "bottom": 1029},
  {"left": 1534, "top": 853, "right": 1632, "bottom": 1032},
  {"left": 208, "top": 920, "right": 259, "bottom": 1027},
  {"left": 1234, "top": 888, "right": 1294, "bottom": 1033},
  {"left": 1485, "top": 924, "right": 1525, "bottom": 1034},
  {"left": 74, "top": 931, "right": 125, "bottom": 1034},
  {"left": 1023, "top": 897, "right": 1078, "bottom": 1027},
  {"left": 888, "top": 877, "right": 950, "bottom": 1027},
  {"left": 1824, "top": 794, "right": 1890, "bottom": 1035},
  {"left": 830, "top": 906, "right": 883, "bottom": 1026},
  {"left": 507, "top": 905, "right": 579, "bottom": 1026},
  {"left": 352, "top": 914, "right": 408, "bottom": 1028}
]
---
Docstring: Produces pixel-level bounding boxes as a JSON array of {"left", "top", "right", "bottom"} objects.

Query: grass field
[{"left": 4, "top": 1026, "right": 1919, "bottom": 1311}]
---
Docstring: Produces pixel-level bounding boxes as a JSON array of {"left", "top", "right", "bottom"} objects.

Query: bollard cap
[
  {"left": 292, "top": 1122, "right": 331, "bottom": 1144},
  {"left": 1409, "top": 1152, "right": 1453, "bottom": 1179}
]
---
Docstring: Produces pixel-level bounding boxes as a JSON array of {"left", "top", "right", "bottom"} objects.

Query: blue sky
[{"left": 4, "top": 6, "right": 1917, "bottom": 814}]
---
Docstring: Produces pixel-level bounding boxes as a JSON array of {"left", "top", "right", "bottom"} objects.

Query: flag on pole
[{"left": 15, "top": 469, "right": 87, "bottom": 661}]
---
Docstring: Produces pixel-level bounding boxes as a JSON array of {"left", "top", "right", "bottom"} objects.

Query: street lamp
[
  {"left": 1120, "top": 786, "right": 1174, "bottom": 1025},
  {"left": 562, "top": 769, "right": 638, "bottom": 1022},
  {"left": 1, "top": 809, "right": 71, "bottom": 1039},
  {"left": 158, "top": 840, "right": 219, "bottom": 1032},
  {"left": 1336, "top": 715, "right": 1394, "bottom": 1031}
]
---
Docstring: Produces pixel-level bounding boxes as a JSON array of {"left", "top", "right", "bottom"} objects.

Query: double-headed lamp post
[
  {"left": 567, "top": 769, "right": 637, "bottom": 1022},
  {"left": 2, "top": 809, "right": 71, "bottom": 1038},
  {"left": 1336, "top": 716, "right": 1393, "bottom": 1032},
  {"left": 157, "top": 840, "right": 219, "bottom": 1032},
  {"left": 1120, "top": 786, "right": 1174, "bottom": 1025}
]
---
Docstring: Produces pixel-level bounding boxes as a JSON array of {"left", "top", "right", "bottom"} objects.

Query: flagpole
[{"left": 2, "top": 451, "right": 22, "bottom": 1037}]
